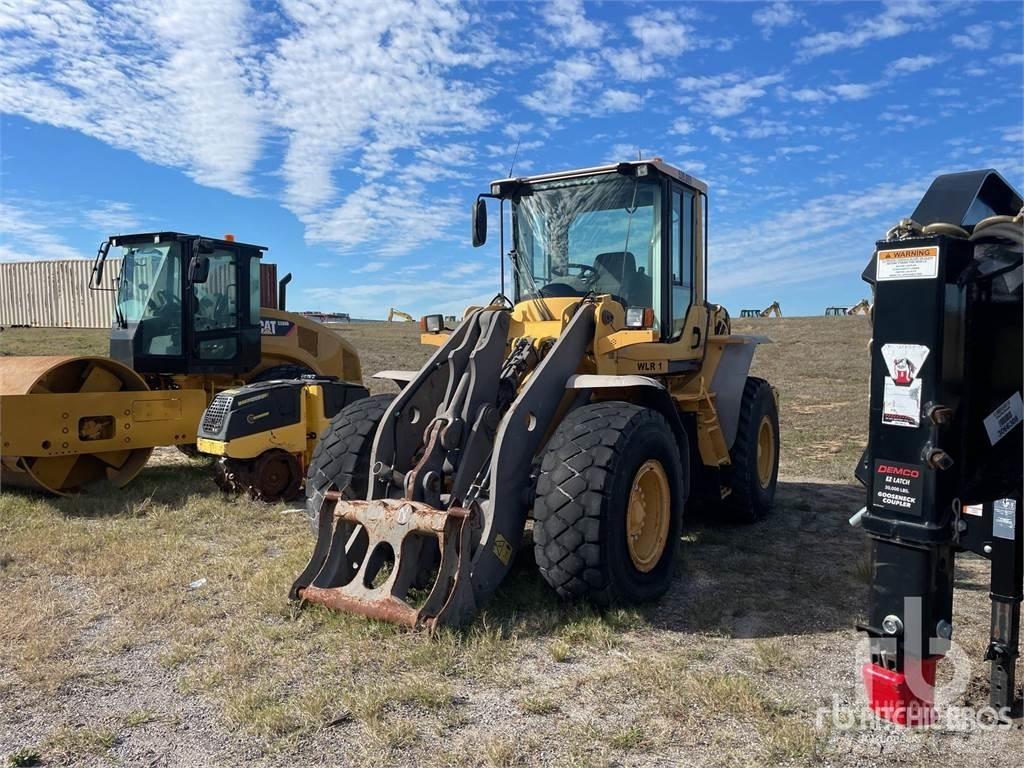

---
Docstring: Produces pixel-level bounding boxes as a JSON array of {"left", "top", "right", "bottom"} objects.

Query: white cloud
[
  {"left": 605, "top": 49, "right": 663, "bottom": 82},
  {"left": 541, "top": 0, "right": 603, "bottom": 49},
  {"left": 789, "top": 88, "right": 831, "bottom": 103},
  {"left": 712, "top": 174, "right": 937, "bottom": 292},
  {"left": 627, "top": 9, "right": 694, "bottom": 56},
  {"left": 889, "top": 55, "right": 942, "bottom": 75},
  {"left": 679, "top": 73, "right": 784, "bottom": 118},
  {"left": 777, "top": 144, "right": 821, "bottom": 156},
  {"left": 709, "top": 125, "right": 737, "bottom": 142},
  {"left": 84, "top": 201, "right": 141, "bottom": 234},
  {"left": 0, "top": 0, "right": 265, "bottom": 196},
  {"left": 302, "top": 183, "right": 462, "bottom": 258},
  {"left": 780, "top": 82, "right": 875, "bottom": 104},
  {"left": 796, "top": 0, "right": 932, "bottom": 60},
  {"left": 599, "top": 89, "right": 643, "bottom": 112},
  {"left": 270, "top": 0, "right": 492, "bottom": 217},
  {"left": 951, "top": 23, "right": 993, "bottom": 50},
  {"left": 671, "top": 118, "right": 696, "bottom": 135},
  {"left": 830, "top": 83, "right": 873, "bottom": 101},
  {"left": 604, "top": 8, "right": 701, "bottom": 82},
  {"left": 0, "top": 200, "right": 83, "bottom": 261},
  {"left": 521, "top": 56, "right": 599, "bottom": 115},
  {"left": 751, "top": 2, "right": 801, "bottom": 39}
]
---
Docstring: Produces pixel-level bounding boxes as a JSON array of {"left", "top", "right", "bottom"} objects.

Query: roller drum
[{"left": 0, "top": 356, "right": 154, "bottom": 495}]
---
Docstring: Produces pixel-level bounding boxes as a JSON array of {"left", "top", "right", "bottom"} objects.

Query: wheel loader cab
[
  {"left": 106, "top": 232, "right": 264, "bottom": 375},
  {"left": 495, "top": 159, "right": 709, "bottom": 360}
]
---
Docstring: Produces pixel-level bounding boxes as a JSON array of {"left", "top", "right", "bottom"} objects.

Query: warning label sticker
[
  {"left": 983, "top": 391, "right": 1023, "bottom": 446},
  {"left": 993, "top": 498, "right": 1017, "bottom": 541},
  {"left": 873, "top": 460, "right": 924, "bottom": 515},
  {"left": 877, "top": 246, "right": 939, "bottom": 281},
  {"left": 880, "top": 343, "right": 929, "bottom": 428},
  {"left": 963, "top": 503, "right": 983, "bottom": 517}
]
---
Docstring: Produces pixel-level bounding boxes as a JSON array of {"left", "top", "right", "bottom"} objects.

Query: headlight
[
  {"left": 420, "top": 314, "right": 444, "bottom": 333},
  {"left": 625, "top": 306, "right": 654, "bottom": 329}
]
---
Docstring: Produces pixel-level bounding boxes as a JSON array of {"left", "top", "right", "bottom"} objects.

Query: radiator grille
[{"left": 201, "top": 393, "right": 232, "bottom": 434}]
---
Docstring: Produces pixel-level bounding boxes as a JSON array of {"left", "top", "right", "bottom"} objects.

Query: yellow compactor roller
[{"left": 0, "top": 232, "right": 362, "bottom": 495}]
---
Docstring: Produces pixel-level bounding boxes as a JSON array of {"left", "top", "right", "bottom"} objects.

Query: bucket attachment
[
  {"left": 292, "top": 301, "right": 597, "bottom": 629},
  {"left": 293, "top": 493, "right": 477, "bottom": 629}
]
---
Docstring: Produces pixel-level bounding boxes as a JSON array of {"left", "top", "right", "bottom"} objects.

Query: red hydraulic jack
[{"left": 853, "top": 169, "right": 1023, "bottom": 726}]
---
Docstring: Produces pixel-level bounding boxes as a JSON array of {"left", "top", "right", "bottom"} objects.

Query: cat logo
[{"left": 260, "top": 318, "right": 295, "bottom": 337}]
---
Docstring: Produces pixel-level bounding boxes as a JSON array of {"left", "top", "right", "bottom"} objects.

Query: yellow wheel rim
[
  {"left": 626, "top": 459, "right": 671, "bottom": 573},
  {"left": 756, "top": 416, "right": 775, "bottom": 490}
]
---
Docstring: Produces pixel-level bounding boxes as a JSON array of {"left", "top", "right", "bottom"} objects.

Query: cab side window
[
  {"left": 671, "top": 188, "right": 694, "bottom": 338},
  {"left": 193, "top": 249, "right": 238, "bottom": 333}
]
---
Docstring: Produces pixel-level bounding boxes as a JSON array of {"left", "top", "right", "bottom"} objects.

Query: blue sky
[{"left": 1, "top": 0, "right": 1021, "bottom": 319}]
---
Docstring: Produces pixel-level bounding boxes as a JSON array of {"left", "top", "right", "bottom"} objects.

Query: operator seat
[
  {"left": 593, "top": 251, "right": 652, "bottom": 308},
  {"left": 593, "top": 250, "right": 634, "bottom": 300}
]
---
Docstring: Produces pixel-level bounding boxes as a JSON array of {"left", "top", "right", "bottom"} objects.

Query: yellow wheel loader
[
  {"left": 0, "top": 232, "right": 362, "bottom": 495},
  {"left": 292, "top": 159, "right": 779, "bottom": 630}
]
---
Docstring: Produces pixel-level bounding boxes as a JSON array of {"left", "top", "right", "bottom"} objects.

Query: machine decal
[
  {"left": 633, "top": 360, "right": 666, "bottom": 373},
  {"left": 983, "top": 391, "right": 1022, "bottom": 446},
  {"left": 963, "top": 503, "right": 984, "bottom": 517},
  {"left": 261, "top": 318, "right": 296, "bottom": 337},
  {"left": 873, "top": 460, "right": 923, "bottom": 515},
  {"left": 880, "top": 343, "right": 929, "bottom": 428},
  {"left": 993, "top": 498, "right": 1017, "bottom": 541},
  {"left": 493, "top": 533, "right": 512, "bottom": 566},
  {"left": 876, "top": 246, "right": 939, "bottom": 281}
]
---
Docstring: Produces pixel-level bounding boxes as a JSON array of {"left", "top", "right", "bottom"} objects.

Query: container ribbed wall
[{"left": 0, "top": 259, "right": 121, "bottom": 328}]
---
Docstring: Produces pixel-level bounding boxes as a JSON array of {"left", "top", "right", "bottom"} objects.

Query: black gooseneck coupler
[{"left": 854, "top": 169, "right": 1023, "bottom": 725}]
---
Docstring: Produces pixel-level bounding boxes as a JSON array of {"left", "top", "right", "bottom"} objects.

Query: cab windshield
[
  {"left": 115, "top": 242, "right": 182, "bottom": 354},
  {"left": 512, "top": 173, "right": 661, "bottom": 318}
]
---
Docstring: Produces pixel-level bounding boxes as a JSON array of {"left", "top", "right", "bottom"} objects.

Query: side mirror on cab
[
  {"left": 189, "top": 239, "right": 215, "bottom": 284},
  {"left": 471, "top": 197, "right": 487, "bottom": 248}
]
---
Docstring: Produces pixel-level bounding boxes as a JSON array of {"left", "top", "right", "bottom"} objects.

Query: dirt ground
[{"left": 1, "top": 318, "right": 1020, "bottom": 767}]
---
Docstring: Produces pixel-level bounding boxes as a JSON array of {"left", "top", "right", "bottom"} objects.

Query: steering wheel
[{"left": 566, "top": 263, "right": 599, "bottom": 283}]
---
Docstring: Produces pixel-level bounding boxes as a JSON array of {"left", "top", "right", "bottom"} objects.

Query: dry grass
[{"left": 0, "top": 318, "right": 1016, "bottom": 767}]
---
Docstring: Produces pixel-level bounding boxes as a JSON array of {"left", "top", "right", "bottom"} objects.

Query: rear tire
[
  {"left": 250, "top": 363, "right": 315, "bottom": 382},
  {"left": 532, "top": 402, "right": 685, "bottom": 606},
  {"left": 304, "top": 393, "right": 394, "bottom": 533},
  {"left": 720, "top": 377, "right": 779, "bottom": 523}
]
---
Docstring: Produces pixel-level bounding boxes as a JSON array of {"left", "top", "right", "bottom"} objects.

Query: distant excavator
[
  {"left": 387, "top": 308, "right": 414, "bottom": 322},
  {"left": 825, "top": 299, "right": 872, "bottom": 317},
  {"left": 739, "top": 301, "right": 782, "bottom": 318},
  {"left": 847, "top": 299, "right": 872, "bottom": 316}
]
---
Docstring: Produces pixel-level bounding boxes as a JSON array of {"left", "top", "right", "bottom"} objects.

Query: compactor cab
[
  {"left": 94, "top": 232, "right": 264, "bottom": 375},
  {"left": 293, "top": 159, "right": 778, "bottom": 630}
]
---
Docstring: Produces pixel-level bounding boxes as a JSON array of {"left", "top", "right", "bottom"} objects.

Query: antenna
[{"left": 507, "top": 136, "right": 521, "bottom": 178}]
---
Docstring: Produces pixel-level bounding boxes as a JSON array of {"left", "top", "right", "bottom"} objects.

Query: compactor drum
[
  {"left": 293, "top": 159, "right": 780, "bottom": 629},
  {"left": 0, "top": 232, "right": 362, "bottom": 495}
]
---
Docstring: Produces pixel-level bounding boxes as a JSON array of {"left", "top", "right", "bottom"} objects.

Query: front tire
[
  {"left": 304, "top": 393, "right": 394, "bottom": 532},
  {"left": 721, "top": 377, "right": 779, "bottom": 523},
  {"left": 532, "top": 402, "right": 685, "bottom": 606}
]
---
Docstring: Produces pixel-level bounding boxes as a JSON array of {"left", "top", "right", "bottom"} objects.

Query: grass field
[{"left": 0, "top": 318, "right": 1018, "bottom": 767}]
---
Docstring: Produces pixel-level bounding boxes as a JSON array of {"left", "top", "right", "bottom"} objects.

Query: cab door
[
  {"left": 187, "top": 244, "right": 261, "bottom": 373},
  {"left": 668, "top": 183, "right": 707, "bottom": 360}
]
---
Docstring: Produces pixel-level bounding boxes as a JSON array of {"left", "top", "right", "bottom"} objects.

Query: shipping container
[
  {"left": 0, "top": 258, "right": 282, "bottom": 328},
  {"left": 0, "top": 258, "right": 119, "bottom": 328}
]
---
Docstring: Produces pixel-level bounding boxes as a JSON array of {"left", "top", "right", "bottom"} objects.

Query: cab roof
[
  {"left": 108, "top": 232, "right": 267, "bottom": 252},
  {"left": 492, "top": 158, "right": 708, "bottom": 195}
]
